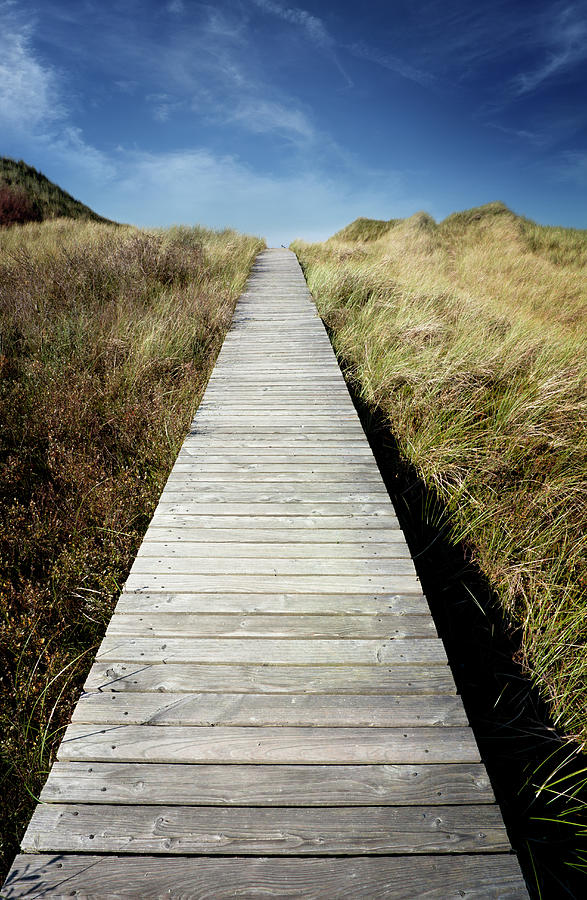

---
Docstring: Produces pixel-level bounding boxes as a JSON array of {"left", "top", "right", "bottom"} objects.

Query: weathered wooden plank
[
  {"left": 197, "top": 391, "right": 352, "bottom": 397},
  {"left": 123, "top": 574, "right": 422, "bottom": 594},
  {"left": 169, "top": 463, "right": 383, "bottom": 473},
  {"left": 71, "top": 691, "right": 460, "bottom": 726},
  {"left": 22, "top": 804, "right": 509, "bottom": 855},
  {"left": 201, "top": 403, "right": 355, "bottom": 409},
  {"left": 194, "top": 421, "right": 361, "bottom": 430},
  {"left": 151, "top": 503, "right": 397, "bottom": 518},
  {"left": 105, "top": 614, "right": 436, "bottom": 639},
  {"left": 157, "top": 489, "right": 391, "bottom": 503},
  {"left": 128, "top": 558, "right": 417, "bottom": 577},
  {"left": 165, "top": 465, "right": 383, "bottom": 479},
  {"left": 140, "top": 529, "right": 406, "bottom": 545},
  {"left": 198, "top": 398, "right": 355, "bottom": 405},
  {"left": 136, "top": 540, "right": 410, "bottom": 557},
  {"left": 176, "top": 446, "right": 375, "bottom": 457},
  {"left": 113, "top": 591, "right": 430, "bottom": 615},
  {"left": 176, "top": 448, "right": 376, "bottom": 459},
  {"left": 2, "top": 854, "right": 530, "bottom": 900},
  {"left": 210, "top": 356, "right": 342, "bottom": 361},
  {"left": 84, "top": 662, "right": 457, "bottom": 694},
  {"left": 205, "top": 378, "right": 350, "bottom": 386},
  {"left": 58, "top": 725, "right": 479, "bottom": 764},
  {"left": 203, "top": 384, "right": 351, "bottom": 389},
  {"left": 95, "top": 637, "right": 446, "bottom": 665},
  {"left": 165, "top": 471, "right": 385, "bottom": 483},
  {"left": 194, "top": 411, "right": 358, "bottom": 419},
  {"left": 158, "top": 485, "right": 390, "bottom": 499},
  {"left": 191, "top": 426, "right": 366, "bottom": 435},
  {"left": 41, "top": 761, "right": 493, "bottom": 806},
  {"left": 183, "top": 435, "right": 370, "bottom": 444},
  {"left": 148, "top": 515, "right": 400, "bottom": 530}
]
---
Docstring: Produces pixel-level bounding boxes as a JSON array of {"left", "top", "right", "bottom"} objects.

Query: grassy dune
[
  {"left": 0, "top": 157, "right": 112, "bottom": 224},
  {"left": 0, "top": 218, "right": 264, "bottom": 875},
  {"left": 292, "top": 203, "right": 587, "bottom": 743}
]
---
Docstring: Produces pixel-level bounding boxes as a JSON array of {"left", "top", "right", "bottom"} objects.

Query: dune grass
[
  {"left": 292, "top": 203, "right": 587, "bottom": 744},
  {"left": 0, "top": 218, "right": 264, "bottom": 877}
]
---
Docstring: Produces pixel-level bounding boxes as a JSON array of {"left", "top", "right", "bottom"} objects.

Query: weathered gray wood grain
[
  {"left": 95, "top": 636, "right": 446, "bottom": 665},
  {"left": 123, "top": 574, "right": 422, "bottom": 594},
  {"left": 84, "top": 661, "right": 457, "bottom": 694},
  {"left": 148, "top": 514, "right": 400, "bottom": 530},
  {"left": 58, "top": 725, "right": 480, "bottom": 764},
  {"left": 105, "top": 613, "right": 436, "bottom": 639},
  {"left": 71, "top": 691, "right": 460, "bottom": 726},
  {"left": 22, "top": 804, "right": 509, "bottom": 855},
  {"left": 168, "top": 467, "right": 384, "bottom": 478},
  {"left": 138, "top": 529, "right": 407, "bottom": 546},
  {"left": 128, "top": 557, "right": 417, "bottom": 577},
  {"left": 41, "top": 761, "right": 493, "bottom": 806},
  {"left": 176, "top": 447, "right": 375, "bottom": 459},
  {"left": 136, "top": 540, "right": 411, "bottom": 557},
  {"left": 150, "top": 503, "right": 397, "bottom": 518},
  {"left": 165, "top": 473, "right": 386, "bottom": 486},
  {"left": 113, "top": 590, "right": 430, "bottom": 615},
  {"left": 2, "top": 854, "right": 530, "bottom": 899}
]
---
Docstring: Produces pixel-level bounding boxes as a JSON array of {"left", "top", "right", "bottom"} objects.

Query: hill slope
[{"left": 0, "top": 157, "right": 113, "bottom": 225}]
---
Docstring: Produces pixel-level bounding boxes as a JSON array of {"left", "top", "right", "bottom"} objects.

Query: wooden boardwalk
[{"left": 4, "top": 250, "right": 528, "bottom": 897}]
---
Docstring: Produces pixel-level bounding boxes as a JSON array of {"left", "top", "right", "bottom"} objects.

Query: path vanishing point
[{"left": 4, "top": 249, "right": 529, "bottom": 897}]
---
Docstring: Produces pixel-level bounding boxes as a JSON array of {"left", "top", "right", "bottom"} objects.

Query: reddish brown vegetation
[{"left": 0, "top": 185, "right": 42, "bottom": 227}]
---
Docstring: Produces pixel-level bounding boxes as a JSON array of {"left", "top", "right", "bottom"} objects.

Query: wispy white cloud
[
  {"left": 0, "top": 5, "right": 64, "bottom": 129},
  {"left": 134, "top": 6, "right": 325, "bottom": 147},
  {"left": 230, "top": 99, "right": 315, "bottom": 142},
  {"left": 145, "top": 92, "right": 182, "bottom": 123},
  {"left": 204, "top": 7, "right": 248, "bottom": 43},
  {"left": 252, "top": 0, "right": 333, "bottom": 49},
  {"left": 0, "top": 3, "right": 114, "bottom": 185},
  {"left": 114, "top": 79, "right": 139, "bottom": 95},
  {"left": 349, "top": 41, "right": 436, "bottom": 89},
  {"left": 166, "top": 0, "right": 184, "bottom": 14},
  {"left": 509, "top": 3, "right": 587, "bottom": 96},
  {"left": 47, "top": 126, "right": 116, "bottom": 182},
  {"left": 486, "top": 122, "right": 547, "bottom": 147},
  {"left": 251, "top": 0, "right": 353, "bottom": 87}
]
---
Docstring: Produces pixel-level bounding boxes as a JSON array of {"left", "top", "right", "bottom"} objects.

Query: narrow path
[{"left": 3, "top": 250, "right": 528, "bottom": 897}]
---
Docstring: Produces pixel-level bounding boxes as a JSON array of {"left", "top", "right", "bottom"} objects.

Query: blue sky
[{"left": 1, "top": 0, "right": 586, "bottom": 244}]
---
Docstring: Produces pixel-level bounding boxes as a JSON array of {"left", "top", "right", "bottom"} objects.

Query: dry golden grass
[
  {"left": 292, "top": 202, "right": 587, "bottom": 743},
  {"left": 0, "top": 218, "right": 264, "bottom": 877}
]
